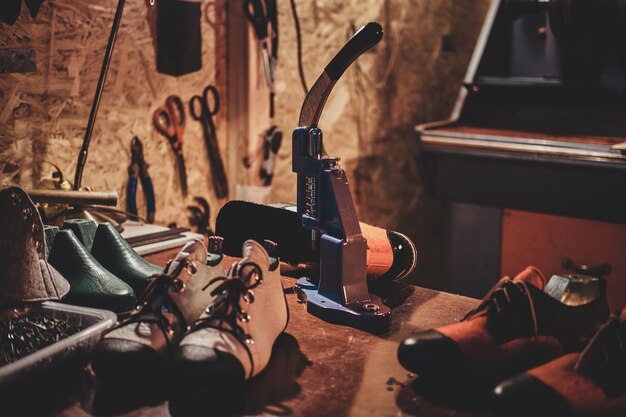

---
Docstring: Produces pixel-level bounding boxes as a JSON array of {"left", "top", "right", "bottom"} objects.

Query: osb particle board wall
[
  {"left": 267, "top": 0, "right": 490, "bottom": 285},
  {"left": 0, "top": 0, "right": 226, "bottom": 227},
  {"left": 1, "top": 0, "right": 490, "bottom": 285}
]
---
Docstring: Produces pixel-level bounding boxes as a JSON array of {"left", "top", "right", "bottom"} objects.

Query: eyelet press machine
[{"left": 293, "top": 22, "right": 391, "bottom": 332}]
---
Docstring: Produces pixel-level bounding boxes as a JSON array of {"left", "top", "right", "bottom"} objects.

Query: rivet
[
  {"left": 243, "top": 289, "right": 255, "bottom": 304},
  {"left": 363, "top": 303, "right": 380, "bottom": 313},
  {"left": 238, "top": 311, "right": 250, "bottom": 323}
]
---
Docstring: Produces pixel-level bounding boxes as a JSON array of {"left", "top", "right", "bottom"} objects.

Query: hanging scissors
[
  {"left": 244, "top": 0, "right": 278, "bottom": 117},
  {"left": 152, "top": 95, "right": 188, "bottom": 196},
  {"left": 189, "top": 85, "right": 229, "bottom": 199}
]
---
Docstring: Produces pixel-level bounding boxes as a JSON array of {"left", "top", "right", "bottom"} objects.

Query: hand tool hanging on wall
[
  {"left": 126, "top": 136, "right": 156, "bottom": 223},
  {"left": 259, "top": 125, "right": 282, "bottom": 186},
  {"left": 244, "top": 0, "right": 278, "bottom": 118},
  {"left": 189, "top": 85, "right": 229, "bottom": 199},
  {"left": 186, "top": 196, "right": 214, "bottom": 236},
  {"left": 153, "top": 95, "right": 188, "bottom": 196},
  {"left": 292, "top": 22, "right": 389, "bottom": 332}
]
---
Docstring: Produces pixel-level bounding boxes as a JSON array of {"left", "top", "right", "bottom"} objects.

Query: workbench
[{"left": 21, "top": 248, "right": 484, "bottom": 417}]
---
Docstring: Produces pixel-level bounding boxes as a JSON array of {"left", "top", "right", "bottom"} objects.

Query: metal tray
[{"left": 0, "top": 301, "right": 116, "bottom": 386}]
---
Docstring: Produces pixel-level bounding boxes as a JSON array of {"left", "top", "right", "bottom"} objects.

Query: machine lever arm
[{"left": 298, "top": 22, "right": 383, "bottom": 128}]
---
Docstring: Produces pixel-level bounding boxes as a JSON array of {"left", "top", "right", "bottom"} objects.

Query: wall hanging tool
[
  {"left": 244, "top": 0, "right": 278, "bottom": 118},
  {"left": 156, "top": 0, "right": 202, "bottom": 76},
  {"left": 189, "top": 85, "right": 229, "bottom": 199},
  {"left": 126, "top": 136, "right": 156, "bottom": 223},
  {"left": 153, "top": 95, "right": 188, "bottom": 196},
  {"left": 292, "top": 22, "right": 390, "bottom": 332},
  {"left": 259, "top": 125, "right": 282, "bottom": 186},
  {"left": 186, "top": 196, "right": 214, "bottom": 236}
]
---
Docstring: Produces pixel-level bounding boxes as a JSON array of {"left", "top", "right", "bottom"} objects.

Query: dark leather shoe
[
  {"left": 90, "top": 222, "right": 161, "bottom": 295},
  {"left": 48, "top": 229, "right": 136, "bottom": 312},
  {"left": 397, "top": 267, "right": 609, "bottom": 386},
  {"left": 493, "top": 373, "right": 573, "bottom": 417},
  {"left": 398, "top": 329, "right": 473, "bottom": 380},
  {"left": 494, "top": 309, "right": 626, "bottom": 417}
]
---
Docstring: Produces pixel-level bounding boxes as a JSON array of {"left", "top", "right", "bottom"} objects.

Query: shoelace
[
  {"left": 463, "top": 278, "right": 539, "bottom": 338},
  {"left": 576, "top": 313, "right": 626, "bottom": 371},
  {"left": 191, "top": 260, "right": 264, "bottom": 376},
  {"left": 111, "top": 257, "right": 189, "bottom": 355}
]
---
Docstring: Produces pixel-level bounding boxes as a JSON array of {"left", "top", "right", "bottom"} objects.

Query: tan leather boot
[
  {"left": 91, "top": 238, "right": 225, "bottom": 380},
  {"left": 175, "top": 239, "right": 289, "bottom": 385}
]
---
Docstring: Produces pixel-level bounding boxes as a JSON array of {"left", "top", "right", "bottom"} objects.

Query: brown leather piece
[{"left": 360, "top": 222, "right": 394, "bottom": 277}]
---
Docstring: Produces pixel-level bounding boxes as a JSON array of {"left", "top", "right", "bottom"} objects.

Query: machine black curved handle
[{"left": 324, "top": 22, "right": 383, "bottom": 81}]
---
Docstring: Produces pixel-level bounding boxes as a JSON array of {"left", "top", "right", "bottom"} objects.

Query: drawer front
[{"left": 501, "top": 209, "right": 626, "bottom": 311}]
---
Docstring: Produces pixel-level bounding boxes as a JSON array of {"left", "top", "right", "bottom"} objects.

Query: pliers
[{"left": 127, "top": 136, "right": 156, "bottom": 223}]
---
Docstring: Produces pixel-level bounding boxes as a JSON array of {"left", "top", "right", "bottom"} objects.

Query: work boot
[
  {"left": 494, "top": 309, "right": 626, "bottom": 417},
  {"left": 63, "top": 220, "right": 161, "bottom": 295},
  {"left": 47, "top": 229, "right": 136, "bottom": 313},
  {"left": 90, "top": 238, "right": 225, "bottom": 380},
  {"left": 397, "top": 266, "right": 609, "bottom": 387},
  {"left": 215, "top": 200, "right": 417, "bottom": 280},
  {"left": 174, "top": 239, "right": 289, "bottom": 388}
]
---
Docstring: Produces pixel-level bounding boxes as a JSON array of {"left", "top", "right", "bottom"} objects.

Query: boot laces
[
  {"left": 575, "top": 313, "right": 626, "bottom": 372},
  {"left": 194, "top": 260, "right": 264, "bottom": 346},
  {"left": 463, "top": 278, "right": 539, "bottom": 337},
  {"left": 112, "top": 257, "right": 190, "bottom": 353}
]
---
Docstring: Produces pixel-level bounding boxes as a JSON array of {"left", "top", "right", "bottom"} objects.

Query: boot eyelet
[
  {"left": 186, "top": 261, "right": 198, "bottom": 275},
  {"left": 22, "top": 207, "right": 32, "bottom": 220},
  {"left": 252, "top": 272, "right": 262, "bottom": 284},
  {"left": 11, "top": 191, "right": 20, "bottom": 207},
  {"left": 238, "top": 311, "right": 251, "bottom": 323},
  {"left": 243, "top": 290, "right": 255, "bottom": 304},
  {"left": 244, "top": 334, "right": 254, "bottom": 344},
  {"left": 171, "top": 279, "right": 186, "bottom": 293}
]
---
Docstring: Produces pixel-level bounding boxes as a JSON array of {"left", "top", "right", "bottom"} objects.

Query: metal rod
[
  {"left": 73, "top": 0, "right": 126, "bottom": 190},
  {"left": 26, "top": 190, "right": 119, "bottom": 206}
]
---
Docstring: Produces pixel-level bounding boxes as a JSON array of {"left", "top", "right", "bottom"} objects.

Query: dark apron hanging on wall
[{"left": 156, "top": 0, "right": 202, "bottom": 76}]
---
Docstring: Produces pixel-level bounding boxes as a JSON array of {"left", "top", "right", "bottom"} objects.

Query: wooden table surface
[{"left": 40, "top": 248, "right": 485, "bottom": 417}]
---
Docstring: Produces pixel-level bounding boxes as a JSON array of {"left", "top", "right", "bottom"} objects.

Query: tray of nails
[{"left": 0, "top": 302, "right": 116, "bottom": 385}]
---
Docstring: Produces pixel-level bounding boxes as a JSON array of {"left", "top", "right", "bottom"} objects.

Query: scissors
[
  {"left": 153, "top": 95, "right": 188, "bottom": 196},
  {"left": 189, "top": 85, "right": 229, "bottom": 199},
  {"left": 244, "top": 0, "right": 278, "bottom": 117}
]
